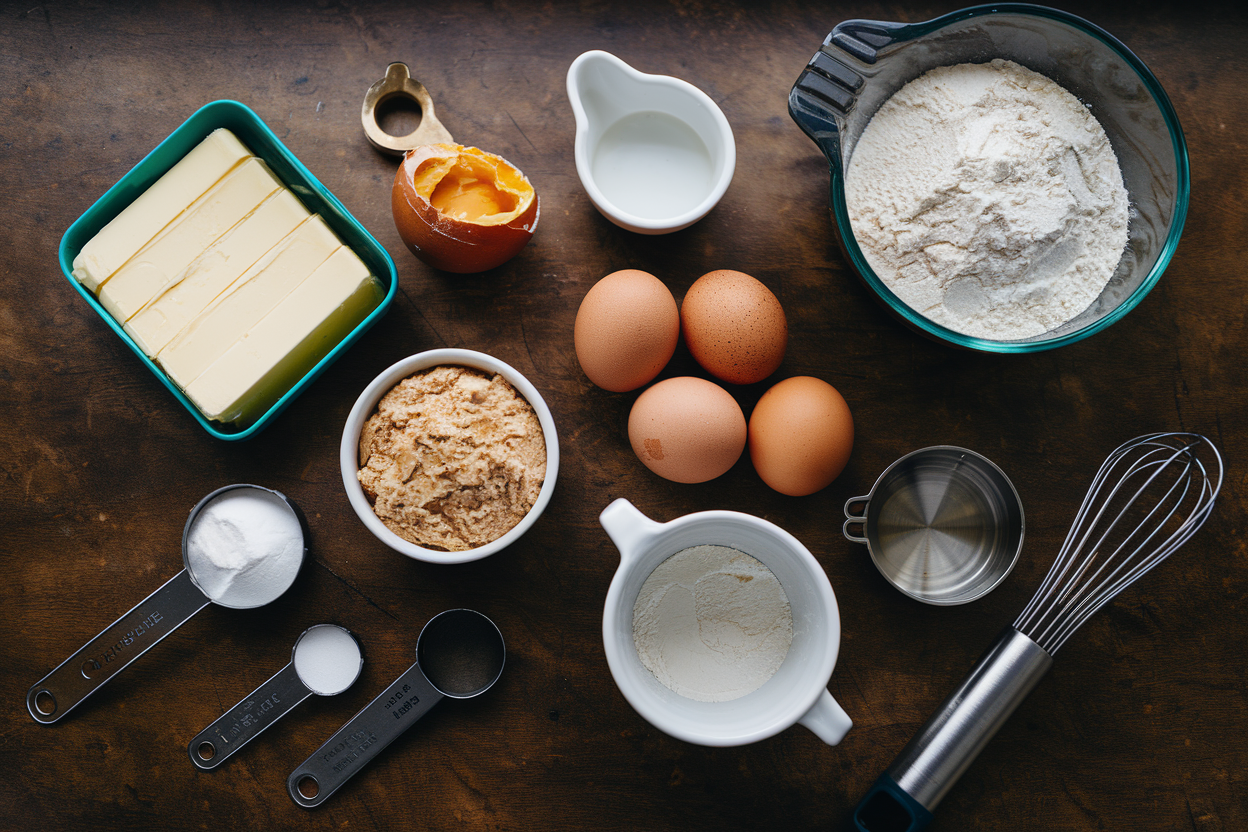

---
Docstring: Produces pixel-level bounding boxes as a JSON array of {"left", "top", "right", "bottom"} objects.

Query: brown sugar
[{"left": 358, "top": 365, "right": 546, "bottom": 551}]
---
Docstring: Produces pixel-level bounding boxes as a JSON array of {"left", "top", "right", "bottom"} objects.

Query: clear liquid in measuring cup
[{"left": 591, "top": 111, "right": 714, "bottom": 220}]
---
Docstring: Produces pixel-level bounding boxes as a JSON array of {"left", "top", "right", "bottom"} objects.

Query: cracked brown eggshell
[{"left": 392, "top": 143, "right": 539, "bottom": 273}]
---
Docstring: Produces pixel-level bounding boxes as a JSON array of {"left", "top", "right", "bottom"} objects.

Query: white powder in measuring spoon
[
  {"left": 845, "top": 59, "right": 1129, "bottom": 340},
  {"left": 185, "top": 488, "right": 304, "bottom": 608},
  {"left": 293, "top": 626, "right": 362, "bottom": 695},
  {"left": 632, "top": 545, "right": 793, "bottom": 703}
]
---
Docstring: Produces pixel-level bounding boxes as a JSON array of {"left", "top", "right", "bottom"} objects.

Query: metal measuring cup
[
  {"left": 288, "top": 609, "right": 505, "bottom": 808},
  {"left": 843, "top": 447, "right": 1024, "bottom": 605},
  {"left": 189, "top": 624, "right": 363, "bottom": 771},
  {"left": 26, "top": 484, "right": 306, "bottom": 724}
]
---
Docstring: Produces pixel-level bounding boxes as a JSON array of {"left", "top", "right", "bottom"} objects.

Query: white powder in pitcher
[
  {"left": 845, "top": 59, "right": 1129, "bottom": 340},
  {"left": 632, "top": 545, "right": 793, "bottom": 703}
]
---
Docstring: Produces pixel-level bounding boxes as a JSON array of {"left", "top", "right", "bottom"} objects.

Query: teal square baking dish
[{"left": 58, "top": 99, "right": 397, "bottom": 441}]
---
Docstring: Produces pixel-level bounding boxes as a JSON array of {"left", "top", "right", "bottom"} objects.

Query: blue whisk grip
[{"left": 853, "top": 773, "right": 933, "bottom": 831}]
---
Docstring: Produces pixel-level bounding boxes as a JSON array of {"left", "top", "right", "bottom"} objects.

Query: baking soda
[{"left": 293, "top": 626, "right": 362, "bottom": 695}]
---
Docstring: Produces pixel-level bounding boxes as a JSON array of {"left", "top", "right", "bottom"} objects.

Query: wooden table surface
[{"left": 4, "top": 2, "right": 1245, "bottom": 830}]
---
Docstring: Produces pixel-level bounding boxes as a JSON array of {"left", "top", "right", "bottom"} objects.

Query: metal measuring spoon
[
  {"left": 287, "top": 609, "right": 505, "bottom": 808},
  {"left": 189, "top": 624, "right": 363, "bottom": 771},
  {"left": 26, "top": 484, "right": 306, "bottom": 724}
]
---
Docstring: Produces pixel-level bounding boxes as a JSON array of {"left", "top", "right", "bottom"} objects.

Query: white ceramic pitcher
[
  {"left": 599, "top": 498, "right": 852, "bottom": 747},
  {"left": 567, "top": 51, "right": 735, "bottom": 234}
]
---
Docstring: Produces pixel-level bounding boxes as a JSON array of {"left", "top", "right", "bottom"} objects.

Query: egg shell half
[
  {"left": 680, "top": 269, "right": 787, "bottom": 385},
  {"left": 749, "top": 376, "right": 853, "bottom": 496},
  {"left": 628, "top": 376, "right": 746, "bottom": 484},
  {"left": 392, "top": 143, "right": 539, "bottom": 273},
  {"left": 574, "top": 269, "right": 679, "bottom": 392}
]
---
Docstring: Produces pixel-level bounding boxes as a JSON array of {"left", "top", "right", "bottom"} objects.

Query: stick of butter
[
  {"left": 73, "top": 128, "right": 251, "bottom": 293},
  {"left": 124, "top": 189, "right": 311, "bottom": 357},
  {"left": 99, "top": 157, "right": 284, "bottom": 323},
  {"left": 157, "top": 215, "right": 341, "bottom": 390},
  {"left": 184, "top": 247, "right": 384, "bottom": 425}
]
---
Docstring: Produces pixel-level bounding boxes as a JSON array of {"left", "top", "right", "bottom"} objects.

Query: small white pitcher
[
  {"left": 566, "top": 50, "right": 736, "bottom": 234},
  {"left": 599, "top": 498, "right": 852, "bottom": 747}
]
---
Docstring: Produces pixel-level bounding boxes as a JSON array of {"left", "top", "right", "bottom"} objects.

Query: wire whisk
[{"left": 1015, "top": 432, "right": 1223, "bottom": 655}]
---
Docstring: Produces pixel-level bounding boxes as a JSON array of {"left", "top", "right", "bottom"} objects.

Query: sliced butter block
[
  {"left": 158, "top": 214, "right": 340, "bottom": 390},
  {"left": 123, "top": 189, "right": 311, "bottom": 357},
  {"left": 73, "top": 128, "right": 252, "bottom": 293},
  {"left": 99, "top": 157, "right": 284, "bottom": 323},
  {"left": 184, "top": 248, "right": 383, "bottom": 425}
]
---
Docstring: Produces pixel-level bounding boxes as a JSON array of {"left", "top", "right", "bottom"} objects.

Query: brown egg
[
  {"left": 749, "top": 376, "right": 853, "bottom": 496},
  {"left": 680, "top": 269, "right": 787, "bottom": 385},
  {"left": 575, "top": 270, "right": 679, "bottom": 392},
  {"left": 628, "top": 377, "right": 746, "bottom": 483},
  {"left": 392, "top": 143, "right": 538, "bottom": 273}
]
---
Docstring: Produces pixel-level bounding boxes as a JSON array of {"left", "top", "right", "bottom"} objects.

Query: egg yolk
[{"left": 413, "top": 145, "right": 534, "bottom": 226}]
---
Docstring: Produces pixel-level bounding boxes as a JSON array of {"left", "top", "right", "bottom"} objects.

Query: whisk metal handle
[{"left": 853, "top": 627, "right": 1052, "bottom": 831}]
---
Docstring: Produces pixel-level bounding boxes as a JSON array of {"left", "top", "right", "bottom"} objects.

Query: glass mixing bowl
[{"left": 788, "top": 4, "right": 1189, "bottom": 353}]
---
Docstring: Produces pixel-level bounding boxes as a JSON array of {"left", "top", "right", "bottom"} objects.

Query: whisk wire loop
[{"left": 1014, "top": 433, "right": 1222, "bottom": 655}]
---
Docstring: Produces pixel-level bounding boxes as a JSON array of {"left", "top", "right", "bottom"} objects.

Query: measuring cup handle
[
  {"left": 842, "top": 495, "right": 871, "bottom": 544},
  {"left": 189, "top": 663, "right": 312, "bottom": 771},
  {"left": 797, "top": 688, "right": 853, "bottom": 746},
  {"left": 27, "top": 569, "right": 211, "bottom": 724},
  {"left": 361, "top": 61, "right": 453, "bottom": 156},
  {"left": 288, "top": 662, "right": 444, "bottom": 808},
  {"left": 598, "top": 499, "right": 663, "bottom": 566}
]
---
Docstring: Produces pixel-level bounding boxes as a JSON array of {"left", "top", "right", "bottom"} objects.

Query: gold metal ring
[{"left": 361, "top": 62, "right": 453, "bottom": 156}]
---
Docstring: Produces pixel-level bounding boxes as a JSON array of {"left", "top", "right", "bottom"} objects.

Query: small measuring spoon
[
  {"left": 287, "top": 609, "right": 505, "bottom": 808},
  {"left": 26, "top": 484, "right": 306, "bottom": 724},
  {"left": 189, "top": 624, "right": 363, "bottom": 771}
]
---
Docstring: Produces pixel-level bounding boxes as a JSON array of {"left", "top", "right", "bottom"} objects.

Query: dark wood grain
[{"left": 3, "top": 2, "right": 1246, "bottom": 830}]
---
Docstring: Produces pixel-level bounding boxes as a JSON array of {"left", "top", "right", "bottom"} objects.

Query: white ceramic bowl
[{"left": 341, "top": 349, "right": 559, "bottom": 564}]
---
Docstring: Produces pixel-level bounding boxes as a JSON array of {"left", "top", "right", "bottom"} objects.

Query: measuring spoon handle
[
  {"left": 189, "top": 664, "right": 313, "bottom": 771},
  {"left": 27, "top": 569, "right": 211, "bottom": 724},
  {"left": 288, "top": 662, "right": 444, "bottom": 808}
]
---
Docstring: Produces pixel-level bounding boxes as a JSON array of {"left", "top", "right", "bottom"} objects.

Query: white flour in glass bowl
[{"left": 845, "top": 59, "right": 1129, "bottom": 341}]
